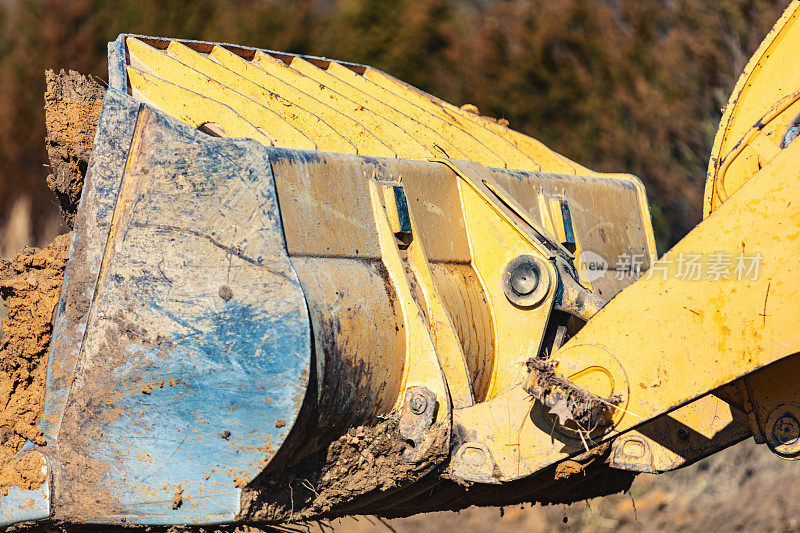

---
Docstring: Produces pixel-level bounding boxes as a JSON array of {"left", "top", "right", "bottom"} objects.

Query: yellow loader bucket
[{"left": 5, "top": 3, "right": 800, "bottom": 525}]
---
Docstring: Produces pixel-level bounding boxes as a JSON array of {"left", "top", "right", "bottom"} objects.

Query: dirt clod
[
  {"left": 0, "top": 452, "right": 46, "bottom": 496},
  {"left": 241, "top": 416, "right": 448, "bottom": 523},
  {"left": 218, "top": 285, "right": 233, "bottom": 301},
  {"left": 553, "top": 441, "right": 612, "bottom": 481},
  {"left": 172, "top": 485, "right": 184, "bottom": 510},
  {"left": 525, "top": 359, "right": 620, "bottom": 431},
  {"left": 44, "top": 69, "right": 104, "bottom": 228},
  {"left": 0, "top": 232, "right": 71, "bottom": 493}
]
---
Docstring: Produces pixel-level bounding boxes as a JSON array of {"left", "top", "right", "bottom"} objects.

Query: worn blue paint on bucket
[{"left": 36, "top": 91, "right": 311, "bottom": 524}]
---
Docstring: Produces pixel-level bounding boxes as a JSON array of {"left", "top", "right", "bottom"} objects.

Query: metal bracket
[
  {"left": 609, "top": 436, "right": 655, "bottom": 473},
  {"left": 553, "top": 256, "right": 606, "bottom": 321},
  {"left": 449, "top": 441, "right": 498, "bottom": 484},
  {"left": 398, "top": 386, "right": 438, "bottom": 462}
]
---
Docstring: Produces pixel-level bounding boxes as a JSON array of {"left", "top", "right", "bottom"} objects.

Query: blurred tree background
[{"left": 0, "top": 0, "right": 790, "bottom": 251}]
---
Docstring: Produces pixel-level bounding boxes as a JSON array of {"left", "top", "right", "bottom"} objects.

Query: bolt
[
  {"left": 509, "top": 263, "right": 539, "bottom": 296},
  {"left": 677, "top": 428, "right": 689, "bottom": 440},
  {"left": 410, "top": 394, "right": 427, "bottom": 415},
  {"left": 773, "top": 415, "right": 800, "bottom": 445},
  {"left": 502, "top": 255, "right": 550, "bottom": 307}
]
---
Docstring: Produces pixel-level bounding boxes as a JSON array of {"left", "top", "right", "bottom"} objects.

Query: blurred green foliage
[{"left": 0, "top": 0, "right": 789, "bottom": 249}]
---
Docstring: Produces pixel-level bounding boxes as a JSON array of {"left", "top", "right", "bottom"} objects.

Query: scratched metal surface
[
  {"left": 46, "top": 94, "right": 310, "bottom": 524},
  {"left": 107, "top": 36, "right": 128, "bottom": 93},
  {"left": 40, "top": 88, "right": 141, "bottom": 444},
  {"left": 0, "top": 89, "right": 143, "bottom": 527}
]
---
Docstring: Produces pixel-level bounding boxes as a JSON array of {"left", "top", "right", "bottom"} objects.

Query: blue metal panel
[
  {"left": 107, "top": 36, "right": 128, "bottom": 91},
  {"left": 45, "top": 94, "right": 311, "bottom": 524},
  {"left": 3, "top": 88, "right": 139, "bottom": 528},
  {"left": 40, "top": 88, "right": 141, "bottom": 445}
]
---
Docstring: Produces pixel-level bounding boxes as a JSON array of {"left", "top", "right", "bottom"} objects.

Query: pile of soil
[
  {"left": 0, "top": 233, "right": 70, "bottom": 493},
  {"left": 44, "top": 69, "right": 104, "bottom": 228},
  {"left": 0, "top": 70, "right": 102, "bottom": 495}
]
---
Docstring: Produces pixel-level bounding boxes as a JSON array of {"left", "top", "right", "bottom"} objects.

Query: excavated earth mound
[
  {"left": 44, "top": 69, "right": 104, "bottom": 228},
  {"left": 0, "top": 233, "right": 70, "bottom": 493},
  {"left": 0, "top": 70, "right": 102, "bottom": 495}
]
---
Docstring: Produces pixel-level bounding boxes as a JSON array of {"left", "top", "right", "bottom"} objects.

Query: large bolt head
[
  {"left": 502, "top": 255, "right": 551, "bottom": 307},
  {"left": 409, "top": 394, "right": 428, "bottom": 415},
  {"left": 773, "top": 415, "right": 800, "bottom": 445},
  {"left": 510, "top": 266, "right": 539, "bottom": 296},
  {"left": 765, "top": 404, "right": 800, "bottom": 458}
]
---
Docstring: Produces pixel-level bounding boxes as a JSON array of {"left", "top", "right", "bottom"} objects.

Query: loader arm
[{"left": 2, "top": 1, "right": 800, "bottom": 526}]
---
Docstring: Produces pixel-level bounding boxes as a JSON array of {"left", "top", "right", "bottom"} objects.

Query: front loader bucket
[
  {"left": 6, "top": 34, "right": 745, "bottom": 527},
  {"left": 8, "top": 86, "right": 462, "bottom": 524},
  {"left": 7, "top": 3, "right": 800, "bottom": 524},
  {"left": 33, "top": 90, "right": 315, "bottom": 524}
]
